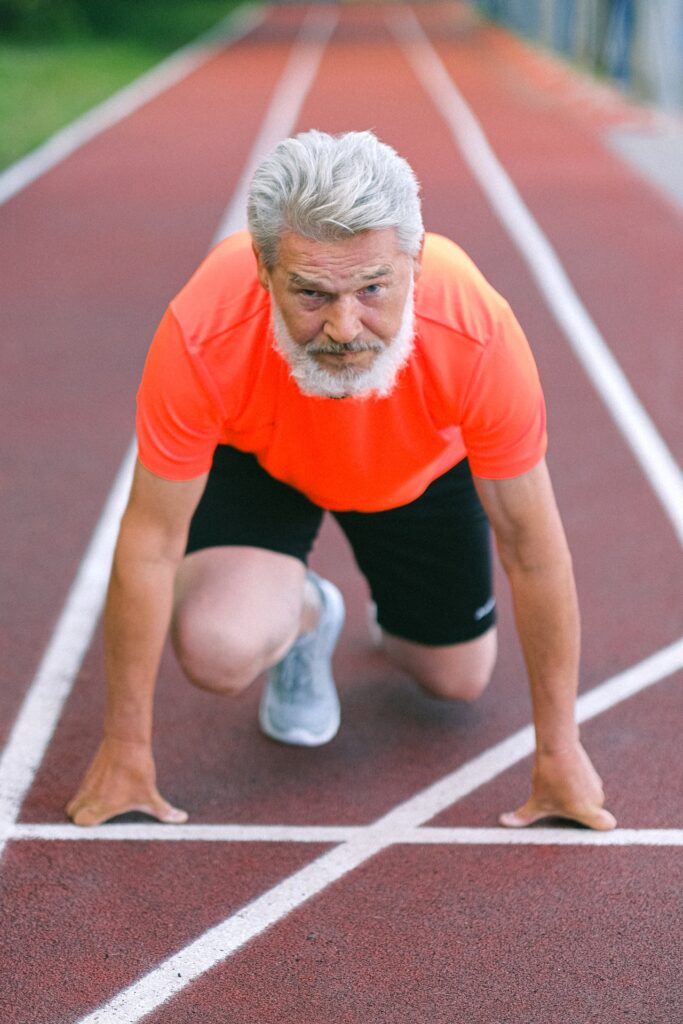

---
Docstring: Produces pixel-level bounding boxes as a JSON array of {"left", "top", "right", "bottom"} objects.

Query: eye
[{"left": 360, "top": 283, "right": 383, "bottom": 297}]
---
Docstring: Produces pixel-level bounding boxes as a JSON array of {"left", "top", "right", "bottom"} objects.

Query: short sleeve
[
  {"left": 136, "top": 307, "right": 222, "bottom": 480},
  {"left": 461, "top": 302, "right": 547, "bottom": 479}
]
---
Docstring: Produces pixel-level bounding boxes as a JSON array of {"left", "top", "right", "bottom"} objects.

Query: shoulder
[
  {"left": 415, "top": 233, "right": 512, "bottom": 346},
  {"left": 170, "top": 230, "right": 270, "bottom": 352}
]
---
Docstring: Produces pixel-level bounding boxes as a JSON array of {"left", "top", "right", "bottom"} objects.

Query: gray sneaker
[{"left": 258, "top": 572, "right": 345, "bottom": 746}]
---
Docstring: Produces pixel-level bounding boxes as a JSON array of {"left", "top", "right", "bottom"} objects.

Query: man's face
[{"left": 254, "top": 228, "right": 419, "bottom": 398}]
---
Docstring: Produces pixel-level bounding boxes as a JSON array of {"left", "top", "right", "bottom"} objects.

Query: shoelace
[{"left": 273, "top": 634, "right": 319, "bottom": 703}]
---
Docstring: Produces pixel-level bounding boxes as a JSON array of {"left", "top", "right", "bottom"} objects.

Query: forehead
[{"left": 275, "top": 228, "right": 407, "bottom": 285}]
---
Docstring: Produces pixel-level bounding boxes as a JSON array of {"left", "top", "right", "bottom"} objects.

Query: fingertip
[
  {"left": 70, "top": 809, "right": 102, "bottom": 827},
  {"left": 593, "top": 808, "right": 618, "bottom": 832},
  {"left": 499, "top": 811, "right": 527, "bottom": 828},
  {"left": 161, "top": 806, "right": 189, "bottom": 824}
]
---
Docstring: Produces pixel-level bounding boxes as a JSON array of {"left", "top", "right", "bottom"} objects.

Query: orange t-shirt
[{"left": 136, "top": 231, "right": 547, "bottom": 511}]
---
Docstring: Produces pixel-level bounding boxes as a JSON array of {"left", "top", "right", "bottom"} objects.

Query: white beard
[{"left": 271, "top": 281, "right": 415, "bottom": 399}]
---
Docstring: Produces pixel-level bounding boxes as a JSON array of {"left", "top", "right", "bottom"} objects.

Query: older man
[{"left": 68, "top": 130, "right": 616, "bottom": 831}]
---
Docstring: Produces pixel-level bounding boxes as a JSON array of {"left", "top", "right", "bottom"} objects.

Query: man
[{"left": 68, "top": 130, "right": 616, "bottom": 831}]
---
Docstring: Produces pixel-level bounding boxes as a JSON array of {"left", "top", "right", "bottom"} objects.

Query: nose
[{"left": 323, "top": 296, "right": 362, "bottom": 344}]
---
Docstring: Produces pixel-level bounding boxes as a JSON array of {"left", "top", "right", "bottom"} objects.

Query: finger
[
  {"left": 499, "top": 803, "right": 618, "bottom": 831},
  {"left": 68, "top": 801, "right": 124, "bottom": 827},
  {"left": 563, "top": 806, "right": 617, "bottom": 831},
  {"left": 499, "top": 802, "right": 550, "bottom": 828},
  {"left": 67, "top": 797, "right": 188, "bottom": 827},
  {"left": 146, "top": 798, "right": 189, "bottom": 825}
]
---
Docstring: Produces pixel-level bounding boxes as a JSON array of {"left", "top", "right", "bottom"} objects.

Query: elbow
[{"left": 114, "top": 509, "right": 188, "bottom": 570}]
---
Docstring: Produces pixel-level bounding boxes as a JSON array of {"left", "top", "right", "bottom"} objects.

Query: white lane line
[
  {"left": 11, "top": 823, "right": 357, "bottom": 843},
  {"left": 72, "top": 637, "right": 682, "bottom": 1023},
  {"left": 0, "top": 441, "right": 137, "bottom": 861},
  {"left": 409, "top": 827, "right": 683, "bottom": 846},
  {"left": 76, "top": 834, "right": 392, "bottom": 1024},
  {"left": 0, "top": 4, "right": 266, "bottom": 207},
  {"left": 372, "top": 635, "right": 683, "bottom": 833},
  {"left": 11, "top": 823, "right": 683, "bottom": 847},
  {"left": 391, "top": 8, "right": 683, "bottom": 548},
  {"left": 211, "top": 4, "right": 339, "bottom": 244},
  {"left": 0, "top": 5, "right": 335, "bottom": 865},
  {"left": 10, "top": 637, "right": 681, "bottom": 852},
  {"left": 576, "top": 636, "right": 683, "bottom": 723},
  {"left": 3, "top": 5, "right": 679, "bottom": 1017}
]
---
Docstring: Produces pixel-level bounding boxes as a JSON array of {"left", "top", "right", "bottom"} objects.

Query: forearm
[
  {"left": 507, "top": 554, "right": 581, "bottom": 752},
  {"left": 66, "top": 462, "right": 204, "bottom": 826},
  {"left": 102, "top": 539, "right": 180, "bottom": 747},
  {"left": 476, "top": 464, "right": 613, "bottom": 829}
]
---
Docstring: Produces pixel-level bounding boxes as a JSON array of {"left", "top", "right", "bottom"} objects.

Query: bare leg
[
  {"left": 171, "top": 546, "right": 320, "bottom": 695},
  {"left": 381, "top": 626, "right": 497, "bottom": 702}
]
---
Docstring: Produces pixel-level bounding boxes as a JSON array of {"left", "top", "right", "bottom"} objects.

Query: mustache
[{"left": 305, "top": 339, "right": 385, "bottom": 356}]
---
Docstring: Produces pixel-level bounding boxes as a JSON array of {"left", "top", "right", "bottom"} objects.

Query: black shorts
[{"left": 186, "top": 446, "right": 495, "bottom": 646}]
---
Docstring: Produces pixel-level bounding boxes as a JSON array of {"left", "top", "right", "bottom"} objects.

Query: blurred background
[
  {"left": 0, "top": 0, "right": 242, "bottom": 170},
  {"left": 472, "top": 0, "right": 683, "bottom": 113},
  {"left": 1, "top": 0, "right": 682, "bottom": 173}
]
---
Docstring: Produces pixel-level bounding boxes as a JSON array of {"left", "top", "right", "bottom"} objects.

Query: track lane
[
  {"left": 0, "top": 838, "right": 330, "bottom": 1024},
  {"left": 1, "top": 4, "right": 339, "bottom": 856},
  {"left": 422, "top": 8, "right": 683, "bottom": 503},
  {"left": 1, "top": 4, "right": 681, "bottom": 1022},
  {"left": 157, "top": 843, "right": 682, "bottom": 1024},
  {"left": 0, "top": 6, "right": 301, "bottom": 745}
]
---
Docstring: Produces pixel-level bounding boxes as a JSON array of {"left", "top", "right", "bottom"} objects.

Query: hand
[
  {"left": 66, "top": 737, "right": 188, "bottom": 827},
  {"left": 500, "top": 741, "right": 616, "bottom": 830}
]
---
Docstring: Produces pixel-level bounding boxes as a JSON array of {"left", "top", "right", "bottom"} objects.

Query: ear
[
  {"left": 412, "top": 236, "right": 425, "bottom": 278},
  {"left": 251, "top": 241, "right": 271, "bottom": 291}
]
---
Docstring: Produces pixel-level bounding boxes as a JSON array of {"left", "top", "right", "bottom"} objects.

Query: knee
[
  {"left": 172, "top": 618, "right": 257, "bottom": 695},
  {"left": 385, "top": 629, "right": 497, "bottom": 704},
  {"left": 171, "top": 607, "right": 288, "bottom": 696},
  {"left": 417, "top": 661, "right": 494, "bottom": 703}
]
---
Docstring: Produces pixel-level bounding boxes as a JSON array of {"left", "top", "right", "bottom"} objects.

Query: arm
[
  {"left": 474, "top": 459, "right": 616, "bottom": 830},
  {"left": 66, "top": 459, "right": 207, "bottom": 826}
]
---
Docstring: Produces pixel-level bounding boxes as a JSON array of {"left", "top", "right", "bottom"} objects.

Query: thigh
[
  {"left": 175, "top": 545, "right": 307, "bottom": 647},
  {"left": 334, "top": 458, "right": 495, "bottom": 645},
  {"left": 175, "top": 447, "right": 325, "bottom": 671}
]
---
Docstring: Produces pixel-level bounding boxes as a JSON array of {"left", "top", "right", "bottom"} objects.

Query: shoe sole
[{"left": 257, "top": 711, "right": 341, "bottom": 747}]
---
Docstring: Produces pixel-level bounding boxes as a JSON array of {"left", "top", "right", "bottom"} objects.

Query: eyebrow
[
  {"left": 288, "top": 266, "right": 395, "bottom": 289},
  {"left": 288, "top": 273, "right": 323, "bottom": 288},
  {"left": 361, "top": 265, "right": 394, "bottom": 280}
]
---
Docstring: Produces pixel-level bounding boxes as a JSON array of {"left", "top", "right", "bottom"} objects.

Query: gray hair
[{"left": 247, "top": 129, "right": 424, "bottom": 267}]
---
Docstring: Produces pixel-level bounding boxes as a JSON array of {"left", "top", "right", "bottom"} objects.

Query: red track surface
[{"left": 1, "top": 5, "right": 681, "bottom": 1022}]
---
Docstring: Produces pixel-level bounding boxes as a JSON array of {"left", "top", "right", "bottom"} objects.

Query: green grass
[
  {"left": 0, "top": 1, "right": 244, "bottom": 172},
  {"left": 0, "top": 41, "right": 162, "bottom": 168}
]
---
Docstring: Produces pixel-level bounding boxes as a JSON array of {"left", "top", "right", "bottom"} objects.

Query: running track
[{"left": 1, "top": 4, "right": 682, "bottom": 1021}]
